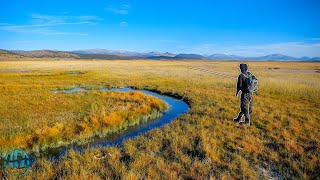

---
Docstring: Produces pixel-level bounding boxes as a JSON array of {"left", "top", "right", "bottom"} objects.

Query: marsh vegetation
[{"left": 0, "top": 59, "right": 319, "bottom": 179}]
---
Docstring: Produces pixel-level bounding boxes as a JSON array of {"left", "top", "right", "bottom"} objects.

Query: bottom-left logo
[{"left": 1, "top": 149, "right": 33, "bottom": 178}]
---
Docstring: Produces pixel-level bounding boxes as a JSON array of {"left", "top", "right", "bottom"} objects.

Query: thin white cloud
[
  {"left": 119, "top": 21, "right": 128, "bottom": 27},
  {"left": 0, "top": 26, "right": 88, "bottom": 36},
  {"left": 233, "top": 42, "right": 320, "bottom": 57},
  {"left": 177, "top": 42, "right": 320, "bottom": 57},
  {"left": 31, "top": 14, "right": 64, "bottom": 24},
  {"left": 31, "top": 14, "right": 102, "bottom": 23},
  {"left": 0, "top": 14, "right": 100, "bottom": 36},
  {"left": 107, "top": 4, "right": 130, "bottom": 15},
  {"left": 0, "top": 22, "right": 93, "bottom": 29},
  {"left": 31, "top": 28, "right": 88, "bottom": 36}
]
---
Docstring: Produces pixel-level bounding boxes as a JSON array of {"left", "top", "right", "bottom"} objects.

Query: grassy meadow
[
  {"left": 0, "top": 59, "right": 319, "bottom": 179},
  {"left": 0, "top": 88, "right": 167, "bottom": 153}
]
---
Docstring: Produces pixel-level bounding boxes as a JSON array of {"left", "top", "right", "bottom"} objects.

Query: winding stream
[{"left": 46, "top": 87, "right": 189, "bottom": 160}]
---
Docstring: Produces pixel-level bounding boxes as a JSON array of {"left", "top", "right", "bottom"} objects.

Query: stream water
[{"left": 45, "top": 87, "right": 189, "bottom": 160}]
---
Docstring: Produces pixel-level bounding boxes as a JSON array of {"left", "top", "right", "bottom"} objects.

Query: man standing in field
[{"left": 233, "top": 63, "right": 257, "bottom": 126}]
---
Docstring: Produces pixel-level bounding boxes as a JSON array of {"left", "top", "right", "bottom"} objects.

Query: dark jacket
[{"left": 236, "top": 72, "right": 252, "bottom": 95}]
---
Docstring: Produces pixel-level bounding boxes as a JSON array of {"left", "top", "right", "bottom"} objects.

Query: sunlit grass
[
  {"left": 0, "top": 59, "right": 319, "bottom": 179},
  {"left": 0, "top": 87, "right": 168, "bottom": 153}
]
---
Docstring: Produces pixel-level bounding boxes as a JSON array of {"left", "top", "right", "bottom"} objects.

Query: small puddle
[{"left": 46, "top": 87, "right": 189, "bottom": 160}]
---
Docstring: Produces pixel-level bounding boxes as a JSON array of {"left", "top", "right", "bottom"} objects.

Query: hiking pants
[{"left": 237, "top": 92, "right": 253, "bottom": 122}]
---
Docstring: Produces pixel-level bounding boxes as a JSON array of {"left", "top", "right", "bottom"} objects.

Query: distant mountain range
[
  {"left": 207, "top": 53, "right": 320, "bottom": 61},
  {"left": 73, "top": 49, "right": 320, "bottom": 61},
  {"left": 73, "top": 48, "right": 176, "bottom": 57},
  {"left": 1, "top": 49, "right": 319, "bottom": 61}
]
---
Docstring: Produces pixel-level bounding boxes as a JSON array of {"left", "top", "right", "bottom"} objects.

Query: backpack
[{"left": 243, "top": 72, "right": 258, "bottom": 93}]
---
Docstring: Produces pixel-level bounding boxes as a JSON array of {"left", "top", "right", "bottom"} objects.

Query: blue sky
[{"left": 0, "top": 0, "right": 319, "bottom": 57}]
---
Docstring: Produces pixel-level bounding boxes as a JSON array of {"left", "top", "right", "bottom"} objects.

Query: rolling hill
[
  {"left": 13, "top": 50, "right": 81, "bottom": 59},
  {"left": 2, "top": 49, "right": 319, "bottom": 61}
]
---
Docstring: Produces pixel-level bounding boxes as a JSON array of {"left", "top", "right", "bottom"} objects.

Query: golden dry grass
[
  {"left": 0, "top": 83, "right": 167, "bottom": 153},
  {"left": 0, "top": 59, "right": 319, "bottom": 179}
]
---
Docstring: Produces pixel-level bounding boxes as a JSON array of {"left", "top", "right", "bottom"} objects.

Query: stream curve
[{"left": 47, "top": 87, "right": 189, "bottom": 160}]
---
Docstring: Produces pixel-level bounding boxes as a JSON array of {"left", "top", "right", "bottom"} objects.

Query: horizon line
[{"left": 1, "top": 48, "right": 320, "bottom": 58}]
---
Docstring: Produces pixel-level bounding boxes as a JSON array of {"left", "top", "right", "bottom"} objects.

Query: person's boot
[
  {"left": 239, "top": 119, "right": 250, "bottom": 126},
  {"left": 233, "top": 113, "right": 243, "bottom": 123},
  {"left": 233, "top": 117, "right": 241, "bottom": 123}
]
